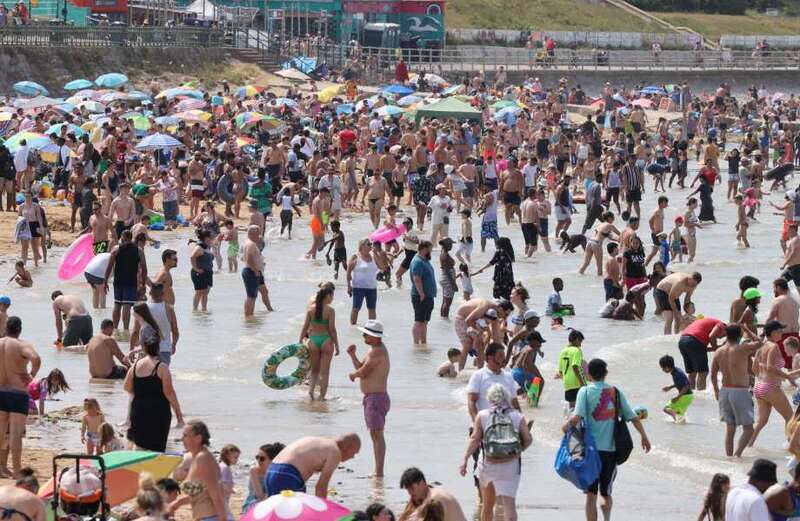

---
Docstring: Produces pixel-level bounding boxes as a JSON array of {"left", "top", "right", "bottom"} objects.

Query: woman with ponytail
[{"left": 299, "top": 283, "right": 340, "bottom": 400}]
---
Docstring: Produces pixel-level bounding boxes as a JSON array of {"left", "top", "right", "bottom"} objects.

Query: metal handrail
[{"left": 0, "top": 26, "right": 225, "bottom": 47}]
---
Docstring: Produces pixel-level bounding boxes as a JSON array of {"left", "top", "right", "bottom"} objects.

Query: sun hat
[{"left": 358, "top": 320, "right": 384, "bottom": 338}]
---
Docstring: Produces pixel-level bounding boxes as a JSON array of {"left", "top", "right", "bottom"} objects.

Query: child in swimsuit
[
  {"left": 81, "top": 398, "right": 105, "bottom": 455},
  {"left": 98, "top": 422, "right": 125, "bottom": 453},
  {"left": 222, "top": 219, "right": 239, "bottom": 273},
  {"left": 323, "top": 221, "right": 347, "bottom": 280}
]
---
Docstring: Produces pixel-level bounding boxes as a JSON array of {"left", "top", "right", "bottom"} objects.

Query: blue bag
[{"left": 554, "top": 390, "right": 602, "bottom": 490}]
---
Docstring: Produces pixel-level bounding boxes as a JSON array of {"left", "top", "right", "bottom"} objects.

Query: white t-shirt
[
  {"left": 466, "top": 367, "right": 518, "bottom": 413},
  {"left": 13, "top": 146, "right": 28, "bottom": 171},
  {"left": 522, "top": 164, "right": 538, "bottom": 187},
  {"left": 428, "top": 195, "right": 452, "bottom": 225},
  {"left": 725, "top": 483, "right": 770, "bottom": 521}
]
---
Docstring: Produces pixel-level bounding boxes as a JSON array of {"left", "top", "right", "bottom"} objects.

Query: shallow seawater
[{"left": 15, "top": 154, "right": 795, "bottom": 519}]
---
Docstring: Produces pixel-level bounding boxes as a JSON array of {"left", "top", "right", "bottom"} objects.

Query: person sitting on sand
[
  {"left": 264, "top": 434, "right": 361, "bottom": 498},
  {"left": 0, "top": 484, "right": 46, "bottom": 521},
  {"left": 87, "top": 319, "right": 129, "bottom": 379}
]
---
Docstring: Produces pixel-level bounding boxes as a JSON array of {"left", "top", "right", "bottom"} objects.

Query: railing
[
  {"left": 250, "top": 37, "right": 800, "bottom": 74},
  {"left": 0, "top": 26, "right": 226, "bottom": 47}
]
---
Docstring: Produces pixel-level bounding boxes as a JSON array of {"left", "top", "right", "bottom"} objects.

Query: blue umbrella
[
  {"left": 95, "top": 73, "right": 129, "bottom": 88},
  {"left": 397, "top": 95, "right": 422, "bottom": 107},
  {"left": 272, "top": 97, "right": 298, "bottom": 108},
  {"left": 64, "top": 79, "right": 93, "bottom": 91},
  {"left": 46, "top": 123, "right": 86, "bottom": 137},
  {"left": 494, "top": 106, "right": 520, "bottom": 124},
  {"left": 640, "top": 85, "right": 666, "bottom": 95},
  {"left": 154, "top": 116, "right": 178, "bottom": 126},
  {"left": 136, "top": 132, "right": 183, "bottom": 151},
  {"left": 210, "top": 95, "right": 225, "bottom": 106},
  {"left": 375, "top": 105, "right": 404, "bottom": 118},
  {"left": 13, "top": 81, "right": 48, "bottom": 97},
  {"left": 383, "top": 84, "right": 415, "bottom": 96},
  {"left": 335, "top": 103, "right": 354, "bottom": 116}
]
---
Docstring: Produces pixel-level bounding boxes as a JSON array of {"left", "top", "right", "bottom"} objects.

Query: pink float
[
  {"left": 369, "top": 223, "right": 407, "bottom": 243},
  {"left": 58, "top": 234, "right": 95, "bottom": 280}
]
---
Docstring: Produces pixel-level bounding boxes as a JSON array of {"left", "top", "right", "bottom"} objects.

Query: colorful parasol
[
  {"left": 156, "top": 87, "right": 204, "bottom": 100},
  {"left": 77, "top": 100, "right": 107, "bottom": 113},
  {"left": 3, "top": 132, "right": 50, "bottom": 153},
  {"left": 136, "top": 133, "right": 183, "bottom": 151},
  {"left": 46, "top": 123, "right": 85, "bottom": 137},
  {"left": 234, "top": 111, "right": 274, "bottom": 129},
  {"left": 175, "top": 110, "right": 212, "bottom": 124},
  {"left": 241, "top": 491, "right": 350, "bottom": 521},
  {"left": 237, "top": 85, "right": 265, "bottom": 98},
  {"left": 39, "top": 451, "right": 181, "bottom": 507},
  {"left": 631, "top": 98, "right": 653, "bottom": 108},
  {"left": 174, "top": 98, "right": 207, "bottom": 112}
]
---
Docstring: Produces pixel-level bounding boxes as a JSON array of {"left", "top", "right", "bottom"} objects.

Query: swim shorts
[
  {"left": 521, "top": 223, "right": 538, "bottom": 246},
  {"left": 538, "top": 218, "right": 549, "bottom": 237},
  {"left": 626, "top": 188, "right": 642, "bottom": 203},
  {"left": 114, "top": 220, "right": 131, "bottom": 241},
  {"left": 352, "top": 287, "right": 377, "bottom": 310},
  {"left": 400, "top": 249, "right": 416, "bottom": 270},
  {"left": 63, "top": 315, "right": 93, "bottom": 346},
  {"left": 0, "top": 388, "right": 29, "bottom": 415},
  {"left": 363, "top": 392, "right": 391, "bottom": 431},
  {"left": 85, "top": 273, "right": 105, "bottom": 286},
  {"left": 105, "top": 365, "right": 127, "bottom": 380},
  {"left": 564, "top": 388, "right": 579, "bottom": 404},
  {"left": 653, "top": 288, "right": 680, "bottom": 312},
  {"left": 411, "top": 294, "right": 434, "bottom": 322},
  {"left": 678, "top": 335, "right": 709, "bottom": 374},
  {"left": 113, "top": 283, "right": 138, "bottom": 305},
  {"left": 503, "top": 192, "right": 521, "bottom": 206},
  {"left": 603, "top": 279, "right": 624, "bottom": 301},
  {"left": 587, "top": 451, "right": 617, "bottom": 497},
  {"left": 665, "top": 393, "right": 694, "bottom": 416},
  {"left": 719, "top": 387, "right": 754, "bottom": 426},
  {"left": 481, "top": 220, "right": 499, "bottom": 240},
  {"left": 783, "top": 264, "right": 800, "bottom": 286},
  {"left": 264, "top": 463, "right": 306, "bottom": 497},
  {"left": 190, "top": 270, "right": 213, "bottom": 291},
  {"left": 241, "top": 267, "right": 264, "bottom": 299},
  {"left": 93, "top": 241, "right": 109, "bottom": 254}
]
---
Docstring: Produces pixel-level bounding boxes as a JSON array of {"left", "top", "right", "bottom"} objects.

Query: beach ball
[{"left": 56, "top": 189, "right": 66, "bottom": 202}]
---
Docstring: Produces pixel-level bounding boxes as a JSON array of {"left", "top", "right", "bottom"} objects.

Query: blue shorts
[
  {"left": 264, "top": 463, "right": 306, "bottom": 497},
  {"left": 163, "top": 200, "right": 179, "bottom": 221},
  {"left": 352, "top": 287, "right": 377, "bottom": 310},
  {"left": 159, "top": 351, "right": 172, "bottom": 365},
  {"left": 113, "top": 283, "right": 138, "bottom": 305},
  {"left": 512, "top": 367, "right": 533, "bottom": 390},
  {"left": 241, "top": 267, "right": 264, "bottom": 299},
  {"left": 481, "top": 220, "right": 499, "bottom": 240}
]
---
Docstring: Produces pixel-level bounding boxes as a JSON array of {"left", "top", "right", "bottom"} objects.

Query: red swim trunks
[{"left": 363, "top": 392, "right": 391, "bottom": 431}]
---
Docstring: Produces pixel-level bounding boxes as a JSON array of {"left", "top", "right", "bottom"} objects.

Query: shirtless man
[
  {"left": 398, "top": 467, "right": 467, "bottom": 521},
  {"left": 347, "top": 319, "right": 390, "bottom": 477},
  {"left": 0, "top": 484, "right": 46, "bottom": 521},
  {"left": 782, "top": 224, "right": 800, "bottom": 290},
  {"left": 242, "top": 225, "right": 273, "bottom": 316},
  {"left": 264, "top": 434, "right": 361, "bottom": 498},
  {"left": 306, "top": 188, "right": 332, "bottom": 260},
  {"left": 87, "top": 319, "right": 128, "bottom": 379},
  {"left": 655, "top": 272, "right": 702, "bottom": 335},
  {"left": 500, "top": 158, "right": 524, "bottom": 225},
  {"left": 457, "top": 157, "right": 477, "bottom": 209},
  {"left": 51, "top": 291, "right": 93, "bottom": 347},
  {"left": 453, "top": 298, "right": 513, "bottom": 370},
  {"left": 362, "top": 171, "right": 390, "bottom": 229},
  {"left": 535, "top": 189, "right": 552, "bottom": 252},
  {"left": 710, "top": 324, "right": 762, "bottom": 457},
  {"left": 730, "top": 276, "right": 760, "bottom": 324},
  {"left": 152, "top": 249, "right": 177, "bottom": 306},
  {"left": 108, "top": 183, "right": 135, "bottom": 245},
  {"left": 645, "top": 196, "right": 668, "bottom": 266},
  {"left": 187, "top": 153, "right": 205, "bottom": 219},
  {"left": 68, "top": 163, "right": 86, "bottom": 233},
  {"left": 520, "top": 188, "right": 539, "bottom": 257},
  {"left": 766, "top": 278, "right": 800, "bottom": 368},
  {"left": 87, "top": 202, "right": 111, "bottom": 254},
  {"left": 247, "top": 200, "right": 266, "bottom": 238},
  {"left": 0, "top": 317, "right": 41, "bottom": 477}
]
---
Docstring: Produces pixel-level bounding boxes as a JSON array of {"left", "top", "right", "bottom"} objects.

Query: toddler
[{"left": 81, "top": 398, "right": 106, "bottom": 455}]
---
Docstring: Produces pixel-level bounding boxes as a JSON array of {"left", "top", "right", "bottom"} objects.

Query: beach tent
[
  {"left": 282, "top": 56, "right": 317, "bottom": 75},
  {"left": 414, "top": 97, "right": 480, "bottom": 124}
]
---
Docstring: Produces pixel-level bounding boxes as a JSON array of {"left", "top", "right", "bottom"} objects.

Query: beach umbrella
[
  {"left": 335, "top": 103, "right": 354, "bottom": 116},
  {"left": 126, "top": 115, "right": 151, "bottom": 131},
  {"left": 397, "top": 95, "right": 422, "bottom": 107},
  {"left": 136, "top": 133, "right": 182, "bottom": 151},
  {"left": 77, "top": 100, "right": 106, "bottom": 113},
  {"left": 14, "top": 96, "right": 63, "bottom": 111},
  {"left": 154, "top": 116, "right": 179, "bottom": 126},
  {"left": 46, "top": 123, "right": 85, "bottom": 137},
  {"left": 612, "top": 94, "right": 629, "bottom": 106},
  {"left": 441, "top": 84, "right": 464, "bottom": 96},
  {"left": 155, "top": 87, "right": 203, "bottom": 100},
  {"left": 317, "top": 85, "right": 342, "bottom": 103},
  {"left": 38, "top": 451, "right": 181, "bottom": 507},
  {"left": 494, "top": 105, "right": 520, "bottom": 124},
  {"left": 631, "top": 98, "right": 653, "bottom": 108},
  {"left": 640, "top": 85, "right": 666, "bottom": 95},
  {"left": 375, "top": 105, "right": 404, "bottom": 118},
  {"left": 64, "top": 79, "right": 93, "bottom": 91},
  {"left": 51, "top": 103, "right": 76, "bottom": 115},
  {"left": 241, "top": 491, "right": 350, "bottom": 521},
  {"left": 275, "top": 68, "right": 311, "bottom": 82},
  {"left": 4, "top": 132, "right": 50, "bottom": 153},
  {"left": 74, "top": 88, "right": 103, "bottom": 100},
  {"left": 94, "top": 73, "right": 128, "bottom": 88},
  {"left": 237, "top": 85, "right": 265, "bottom": 98},
  {"left": 491, "top": 100, "right": 518, "bottom": 110},
  {"left": 271, "top": 97, "right": 298, "bottom": 108},
  {"left": 13, "top": 81, "right": 49, "bottom": 97},
  {"left": 234, "top": 111, "right": 271, "bottom": 129},
  {"left": 174, "top": 98, "right": 206, "bottom": 112},
  {"left": 382, "top": 84, "right": 415, "bottom": 96},
  {"left": 175, "top": 110, "right": 212, "bottom": 124}
]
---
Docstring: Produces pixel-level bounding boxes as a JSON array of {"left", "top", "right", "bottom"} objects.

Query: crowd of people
[{"left": 2, "top": 60, "right": 800, "bottom": 520}]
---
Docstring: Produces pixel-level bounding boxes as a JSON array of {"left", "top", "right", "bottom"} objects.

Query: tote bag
[
  {"left": 554, "top": 391, "right": 601, "bottom": 490},
  {"left": 613, "top": 387, "right": 634, "bottom": 465}
]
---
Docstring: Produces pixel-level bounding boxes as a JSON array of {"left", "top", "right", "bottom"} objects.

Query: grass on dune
[{"left": 658, "top": 11, "right": 800, "bottom": 41}]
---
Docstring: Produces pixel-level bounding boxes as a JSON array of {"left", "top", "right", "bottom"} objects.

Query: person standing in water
[
  {"left": 300, "top": 284, "right": 339, "bottom": 401},
  {"left": 347, "top": 319, "right": 390, "bottom": 478},
  {"left": 710, "top": 324, "right": 762, "bottom": 457},
  {"left": 242, "top": 225, "right": 274, "bottom": 317},
  {"left": 152, "top": 249, "right": 177, "bottom": 306},
  {"left": 655, "top": 272, "right": 702, "bottom": 334}
]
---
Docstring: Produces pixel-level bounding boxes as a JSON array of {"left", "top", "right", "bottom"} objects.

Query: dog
[{"left": 560, "top": 231, "right": 587, "bottom": 253}]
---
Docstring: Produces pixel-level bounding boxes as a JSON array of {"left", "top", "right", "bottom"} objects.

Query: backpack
[{"left": 483, "top": 408, "right": 521, "bottom": 459}]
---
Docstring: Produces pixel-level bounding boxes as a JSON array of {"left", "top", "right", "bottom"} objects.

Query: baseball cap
[
  {"left": 743, "top": 288, "right": 764, "bottom": 300},
  {"left": 764, "top": 320, "right": 786, "bottom": 335},
  {"left": 484, "top": 309, "right": 498, "bottom": 320},
  {"left": 523, "top": 309, "right": 540, "bottom": 321},
  {"left": 0, "top": 296, "right": 10, "bottom": 306},
  {"left": 747, "top": 458, "right": 777, "bottom": 485}
]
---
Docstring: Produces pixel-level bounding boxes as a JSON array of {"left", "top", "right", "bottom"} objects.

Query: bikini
[
  {"left": 754, "top": 356, "right": 784, "bottom": 399},
  {"left": 308, "top": 317, "right": 331, "bottom": 349}
]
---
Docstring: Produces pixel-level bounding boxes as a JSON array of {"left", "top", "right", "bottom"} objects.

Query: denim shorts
[{"left": 352, "top": 287, "right": 377, "bottom": 310}]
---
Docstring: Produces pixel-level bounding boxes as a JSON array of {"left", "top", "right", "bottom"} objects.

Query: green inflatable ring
[{"left": 262, "top": 343, "right": 311, "bottom": 390}]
